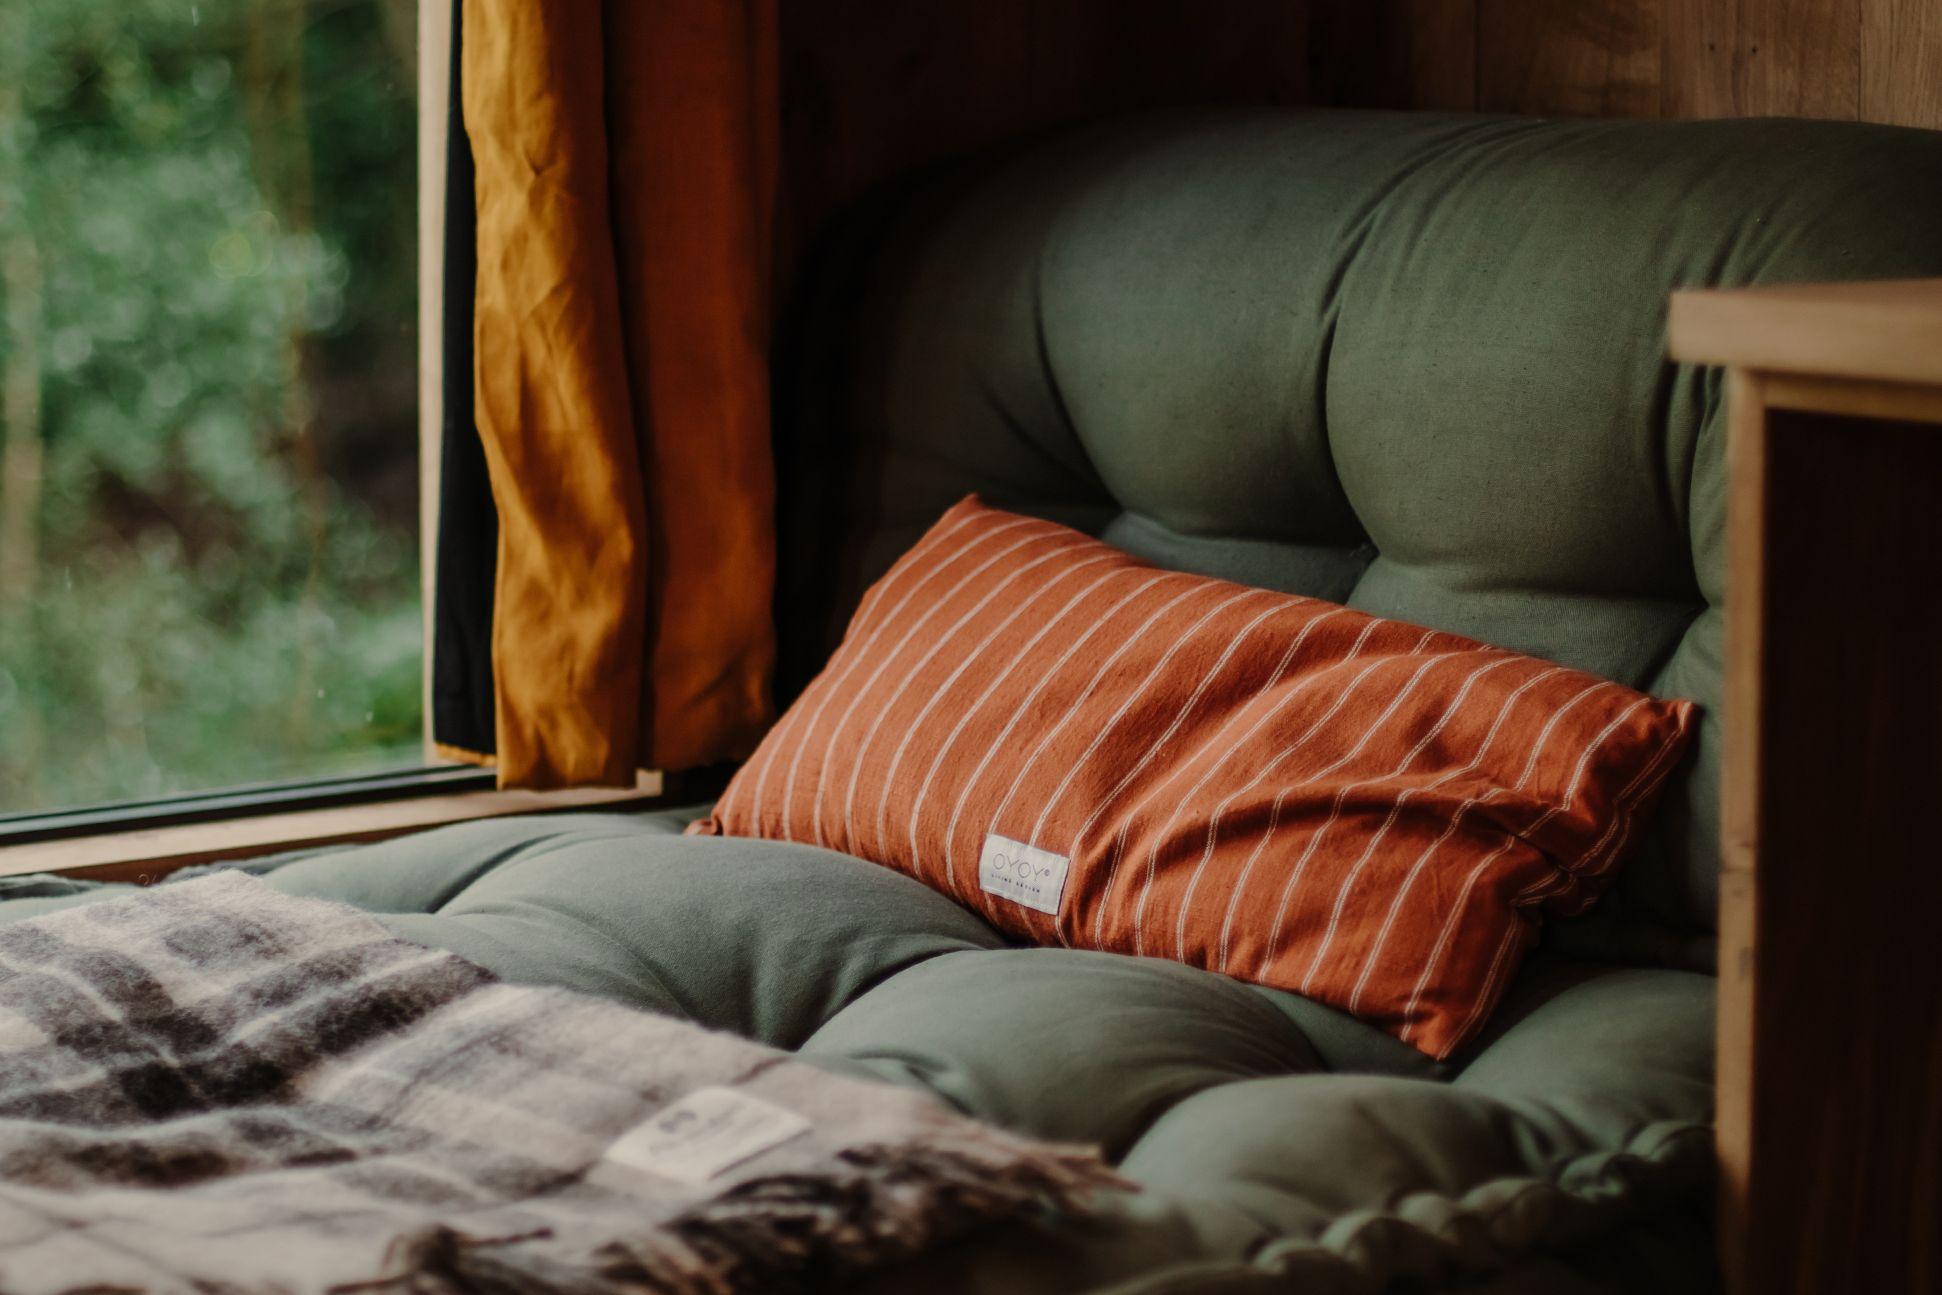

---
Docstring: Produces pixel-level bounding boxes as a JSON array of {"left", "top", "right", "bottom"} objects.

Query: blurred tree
[{"left": 0, "top": 0, "right": 422, "bottom": 810}]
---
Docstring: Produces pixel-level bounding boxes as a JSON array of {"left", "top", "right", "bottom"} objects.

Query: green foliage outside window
[{"left": 0, "top": 0, "right": 423, "bottom": 811}]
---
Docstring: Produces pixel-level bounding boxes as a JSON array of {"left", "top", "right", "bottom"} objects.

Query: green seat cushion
[
  {"left": 259, "top": 809, "right": 1007, "bottom": 1048},
  {"left": 801, "top": 948, "right": 1328, "bottom": 1158},
  {"left": 0, "top": 808, "right": 1714, "bottom": 1291}
]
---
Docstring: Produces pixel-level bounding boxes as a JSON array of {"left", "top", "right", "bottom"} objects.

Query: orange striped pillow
[{"left": 691, "top": 497, "right": 1697, "bottom": 1058}]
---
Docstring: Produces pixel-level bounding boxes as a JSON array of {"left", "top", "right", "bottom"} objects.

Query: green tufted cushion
[
  {"left": 0, "top": 810, "right": 1721, "bottom": 1290},
  {"left": 0, "top": 811, "right": 1719, "bottom": 1290},
  {"left": 779, "top": 110, "right": 1942, "bottom": 964}
]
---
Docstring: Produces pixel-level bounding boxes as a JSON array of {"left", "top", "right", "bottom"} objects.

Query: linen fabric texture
[
  {"left": 695, "top": 498, "right": 1697, "bottom": 1058},
  {"left": 458, "top": 0, "right": 777, "bottom": 784}
]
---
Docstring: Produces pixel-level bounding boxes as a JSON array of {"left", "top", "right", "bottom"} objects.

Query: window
[{"left": 0, "top": 0, "right": 423, "bottom": 815}]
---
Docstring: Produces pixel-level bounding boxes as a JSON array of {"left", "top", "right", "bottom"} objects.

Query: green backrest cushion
[{"left": 778, "top": 110, "right": 1942, "bottom": 966}]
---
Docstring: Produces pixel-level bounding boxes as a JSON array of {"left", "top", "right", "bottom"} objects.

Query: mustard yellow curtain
[{"left": 460, "top": 0, "right": 777, "bottom": 787}]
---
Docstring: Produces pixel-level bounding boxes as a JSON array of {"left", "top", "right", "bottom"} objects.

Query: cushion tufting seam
[
  {"left": 419, "top": 899, "right": 699, "bottom": 1024},
  {"left": 423, "top": 826, "right": 657, "bottom": 913},
  {"left": 823, "top": 940, "right": 1009, "bottom": 1024},
  {"left": 1319, "top": 115, "right": 1555, "bottom": 563},
  {"left": 1100, "top": 1119, "right": 1712, "bottom": 1294}
]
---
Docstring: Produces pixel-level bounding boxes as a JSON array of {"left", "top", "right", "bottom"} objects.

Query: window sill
[{"left": 0, "top": 773, "right": 666, "bottom": 884}]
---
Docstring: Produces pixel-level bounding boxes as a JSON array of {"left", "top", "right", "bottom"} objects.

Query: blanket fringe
[{"left": 373, "top": 1139, "right": 1122, "bottom": 1295}]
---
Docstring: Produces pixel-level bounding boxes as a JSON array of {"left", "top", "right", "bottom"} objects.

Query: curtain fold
[{"left": 453, "top": 0, "right": 777, "bottom": 787}]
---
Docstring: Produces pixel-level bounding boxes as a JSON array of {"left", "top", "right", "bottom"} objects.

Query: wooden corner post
[{"left": 1670, "top": 279, "right": 1942, "bottom": 1295}]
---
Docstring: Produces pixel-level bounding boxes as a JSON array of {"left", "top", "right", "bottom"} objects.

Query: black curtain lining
[{"left": 429, "top": 0, "right": 497, "bottom": 756}]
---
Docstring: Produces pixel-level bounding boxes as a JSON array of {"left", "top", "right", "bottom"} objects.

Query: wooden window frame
[
  {"left": 418, "top": 0, "right": 449, "bottom": 756},
  {"left": 0, "top": 774, "right": 667, "bottom": 885},
  {"left": 0, "top": 1, "right": 672, "bottom": 885}
]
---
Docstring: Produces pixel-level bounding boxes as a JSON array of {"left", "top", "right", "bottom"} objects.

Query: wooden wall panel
[
  {"left": 1659, "top": 0, "right": 1736, "bottom": 117},
  {"left": 1862, "top": 0, "right": 1942, "bottom": 128},
  {"left": 1478, "top": 0, "right": 1663, "bottom": 117},
  {"left": 1028, "top": 0, "right": 1312, "bottom": 113},
  {"left": 776, "top": 2, "right": 1032, "bottom": 252},
  {"left": 1304, "top": 2, "right": 1477, "bottom": 111},
  {"left": 1663, "top": 0, "right": 1862, "bottom": 120},
  {"left": 1408, "top": 1, "right": 1481, "bottom": 110},
  {"left": 776, "top": 0, "right": 1937, "bottom": 258},
  {"left": 1314, "top": 0, "right": 1931, "bottom": 127},
  {"left": 776, "top": 0, "right": 1313, "bottom": 260}
]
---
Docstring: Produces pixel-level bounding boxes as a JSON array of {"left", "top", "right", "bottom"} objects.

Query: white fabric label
[
  {"left": 604, "top": 1086, "right": 811, "bottom": 1183},
  {"left": 978, "top": 833, "right": 1070, "bottom": 915}
]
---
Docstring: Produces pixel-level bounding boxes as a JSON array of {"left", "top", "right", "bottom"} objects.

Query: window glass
[{"left": 0, "top": 0, "right": 421, "bottom": 812}]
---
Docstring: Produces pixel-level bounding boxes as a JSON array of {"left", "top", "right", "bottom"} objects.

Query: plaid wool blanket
[{"left": 0, "top": 872, "right": 1119, "bottom": 1293}]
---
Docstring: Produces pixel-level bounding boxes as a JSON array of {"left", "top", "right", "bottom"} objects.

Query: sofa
[{"left": 9, "top": 109, "right": 1942, "bottom": 1292}]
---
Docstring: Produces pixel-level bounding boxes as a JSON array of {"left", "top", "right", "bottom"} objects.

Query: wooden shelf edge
[
  {"left": 1668, "top": 278, "right": 1942, "bottom": 389},
  {"left": 0, "top": 773, "right": 668, "bottom": 885},
  {"left": 1757, "top": 373, "right": 1942, "bottom": 424}
]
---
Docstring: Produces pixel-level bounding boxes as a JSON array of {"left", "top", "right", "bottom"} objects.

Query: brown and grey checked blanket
[{"left": 0, "top": 872, "right": 1119, "bottom": 1293}]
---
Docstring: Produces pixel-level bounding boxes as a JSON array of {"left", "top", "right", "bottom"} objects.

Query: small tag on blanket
[
  {"left": 978, "top": 833, "right": 1070, "bottom": 915},
  {"left": 605, "top": 1087, "right": 811, "bottom": 1183}
]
